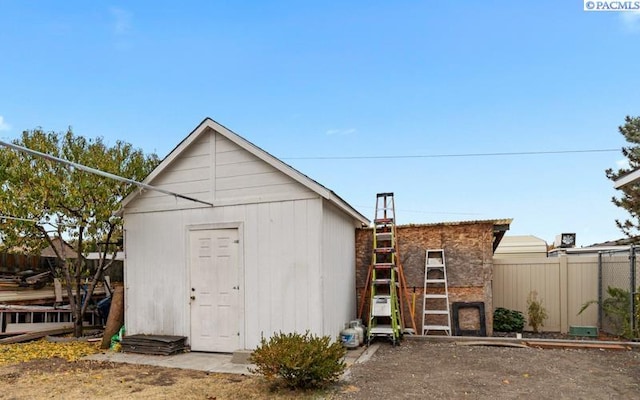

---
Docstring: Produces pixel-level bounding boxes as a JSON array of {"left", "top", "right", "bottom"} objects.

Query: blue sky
[{"left": 1, "top": 1, "right": 639, "bottom": 247}]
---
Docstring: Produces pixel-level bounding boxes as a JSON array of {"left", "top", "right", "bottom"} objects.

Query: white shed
[{"left": 120, "top": 118, "right": 369, "bottom": 352}]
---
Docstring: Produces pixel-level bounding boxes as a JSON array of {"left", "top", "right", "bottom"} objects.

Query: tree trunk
[
  {"left": 101, "top": 285, "right": 125, "bottom": 349},
  {"left": 73, "top": 310, "right": 84, "bottom": 337},
  {"left": 74, "top": 228, "right": 84, "bottom": 337}
]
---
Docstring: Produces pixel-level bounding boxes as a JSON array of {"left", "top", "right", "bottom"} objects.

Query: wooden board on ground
[
  {"left": 525, "top": 341, "right": 630, "bottom": 351},
  {"left": 5, "top": 322, "right": 73, "bottom": 333},
  {"left": 456, "top": 341, "right": 529, "bottom": 348},
  {"left": 0, "top": 327, "right": 74, "bottom": 344}
]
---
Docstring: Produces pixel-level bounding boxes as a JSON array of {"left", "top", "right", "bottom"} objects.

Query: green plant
[
  {"left": 579, "top": 286, "right": 639, "bottom": 339},
  {"left": 248, "top": 331, "right": 346, "bottom": 390},
  {"left": 527, "top": 291, "right": 548, "bottom": 333},
  {"left": 493, "top": 307, "right": 525, "bottom": 332}
]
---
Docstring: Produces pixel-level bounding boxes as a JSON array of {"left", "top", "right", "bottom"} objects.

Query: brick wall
[{"left": 356, "top": 222, "right": 497, "bottom": 335}]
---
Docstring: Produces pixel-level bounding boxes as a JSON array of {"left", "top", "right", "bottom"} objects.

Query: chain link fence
[{"left": 598, "top": 248, "right": 639, "bottom": 339}]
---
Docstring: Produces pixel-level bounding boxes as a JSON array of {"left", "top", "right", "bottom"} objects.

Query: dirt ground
[
  {"left": 0, "top": 338, "right": 639, "bottom": 399},
  {"left": 335, "top": 338, "right": 640, "bottom": 399}
]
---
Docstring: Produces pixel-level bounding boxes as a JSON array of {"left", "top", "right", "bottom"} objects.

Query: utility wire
[
  {"left": 354, "top": 205, "right": 481, "bottom": 216},
  {"left": 281, "top": 148, "right": 619, "bottom": 160}
]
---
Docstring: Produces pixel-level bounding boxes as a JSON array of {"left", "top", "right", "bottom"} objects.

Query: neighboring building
[
  {"left": 40, "top": 237, "right": 78, "bottom": 259},
  {"left": 120, "top": 118, "right": 369, "bottom": 352},
  {"left": 494, "top": 235, "right": 548, "bottom": 259},
  {"left": 548, "top": 237, "right": 637, "bottom": 257}
]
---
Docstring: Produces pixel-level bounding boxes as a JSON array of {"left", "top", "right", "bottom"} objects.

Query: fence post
[
  {"left": 559, "top": 254, "right": 569, "bottom": 333},
  {"left": 598, "top": 252, "right": 603, "bottom": 330}
]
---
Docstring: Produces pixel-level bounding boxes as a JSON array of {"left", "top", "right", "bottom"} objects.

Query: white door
[{"left": 189, "top": 228, "right": 240, "bottom": 352}]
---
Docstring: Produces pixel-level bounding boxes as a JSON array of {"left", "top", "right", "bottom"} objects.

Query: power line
[
  {"left": 354, "top": 205, "right": 481, "bottom": 216},
  {"left": 281, "top": 148, "right": 619, "bottom": 160}
]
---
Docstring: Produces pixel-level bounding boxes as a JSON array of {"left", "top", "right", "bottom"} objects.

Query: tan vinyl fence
[{"left": 493, "top": 255, "right": 604, "bottom": 333}]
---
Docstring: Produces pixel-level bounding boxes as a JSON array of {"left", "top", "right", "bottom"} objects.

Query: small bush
[
  {"left": 249, "top": 331, "right": 346, "bottom": 390},
  {"left": 493, "top": 307, "right": 525, "bottom": 332},
  {"left": 579, "top": 286, "right": 639, "bottom": 339},
  {"left": 527, "top": 291, "right": 548, "bottom": 333}
]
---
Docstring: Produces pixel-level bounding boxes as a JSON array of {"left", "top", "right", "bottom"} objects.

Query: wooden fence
[{"left": 493, "top": 255, "right": 607, "bottom": 333}]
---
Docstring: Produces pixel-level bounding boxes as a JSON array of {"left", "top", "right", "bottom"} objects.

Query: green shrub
[
  {"left": 248, "top": 331, "right": 346, "bottom": 390},
  {"left": 527, "top": 291, "right": 548, "bottom": 333},
  {"left": 493, "top": 307, "right": 525, "bottom": 332}
]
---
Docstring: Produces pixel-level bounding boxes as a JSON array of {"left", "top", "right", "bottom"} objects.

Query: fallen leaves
[
  {"left": 0, "top": 338, "right": 101, "bottom": 366},
  {"left": 341, "top": 384, "right": 360, "bottom": 393}
]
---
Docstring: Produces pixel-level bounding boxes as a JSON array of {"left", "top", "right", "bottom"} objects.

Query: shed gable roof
[{"left": 121, "top": 118, "right": 369, "bottom": 225}]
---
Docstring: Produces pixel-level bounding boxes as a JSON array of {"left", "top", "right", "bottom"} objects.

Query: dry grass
[
  {"left": 0, "top": 360, "right": 334, "bottom": 399},
  {"left": 0, "top": 341, "right": 337, "bottom": 399}
]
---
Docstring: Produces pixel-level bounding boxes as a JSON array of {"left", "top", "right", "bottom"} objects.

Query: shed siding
[
  {"left": 321, "top": 200, "right": 357, "bottom": 336},
  {"left": 124, "top": 211, "right": 190, "bottom": 337},
  {"left": 126, "top": 130, "right": 316, "bottom": 213},
  {"left": 214, "top": 135, "right": 314, "bottom": 203},
  {"left": 126, "top": 133, "right": 214, "bottom": 212},
  {"left": 124, "top": 197, "right": 325, "bottom": 349}
]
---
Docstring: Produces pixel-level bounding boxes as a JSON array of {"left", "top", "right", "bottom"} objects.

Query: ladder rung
[
  {"left": 423, "top": 325, "right": 451, "bottom": 331},
  {"left": 425, "top": 279, "right": 446, "bottom": 283},
  {"left": 373, "top": 279, "right": 399, "bottom": 285},
  {"left": 374, "top": 263, "right": 395, "bottom": 269},
  {"left": 369, "top": 325, "right": 395, "bottom": 334},
  {"left": 425, "top": 294, "right": 448, "bottom": 299},
  {"left": 374, "top": 247, "right": 395, "bottom": 253},
  {"left": 424, "top": 310, "right": 449, "bottom": 315},
  {"left": 376, "top": 233, "right": 393, "bottom": 240},
  {"left": 374, "top": 218, "right": 394, "bottom": 224},
  {"left": 426, "top": 264, "right": 445, "bottom": 268}
]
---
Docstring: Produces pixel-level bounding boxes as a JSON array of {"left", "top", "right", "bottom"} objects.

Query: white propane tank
[
  {"left": 340, "top": 324, "right": 359, "bottom": 349},
  {"left": 350, "top": 320, "right": 365, "bottom": 346}
]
